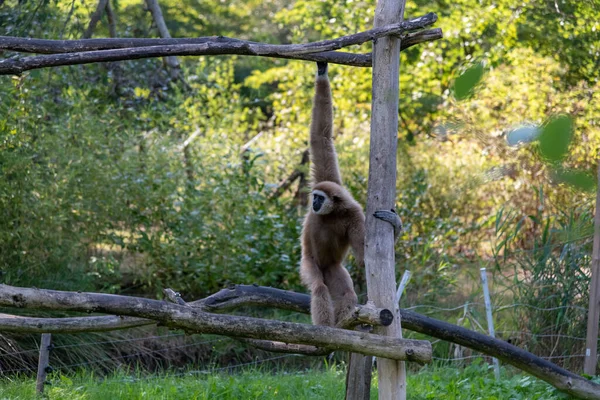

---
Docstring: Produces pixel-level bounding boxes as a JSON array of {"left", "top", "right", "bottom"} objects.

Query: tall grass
[{"left": 0, "top": 361, "right": 569, "bottom": 400}]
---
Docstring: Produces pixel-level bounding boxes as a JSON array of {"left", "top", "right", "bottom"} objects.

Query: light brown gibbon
[{"left": 300, "top": 62, "right": 402, "bottom": 327}]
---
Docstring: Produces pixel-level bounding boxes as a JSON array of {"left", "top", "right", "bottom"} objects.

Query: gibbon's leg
[
  {"left": 301, "top": 258, "right": 335, "bottom": 326},
  {"left": 373, "top": 209, "right": 403, "bottom": 241},
  {"left": 324, "top": 265, "right": 358, "bottom": 326},
  {"left": 310, "top": 62, "right": 343, "bottom": 186}
]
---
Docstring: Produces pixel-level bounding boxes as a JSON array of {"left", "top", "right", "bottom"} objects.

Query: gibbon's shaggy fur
[{"left": 300, "top": 62, "right": 401, "bottom": 326}]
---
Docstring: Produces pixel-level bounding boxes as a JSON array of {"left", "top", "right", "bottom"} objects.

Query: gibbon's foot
[
  {"left": 317, "top": 61, "right": 328, "bottom": 76},
  {"left": 373, "top": 209, "right": 403, "bottom": 241}
]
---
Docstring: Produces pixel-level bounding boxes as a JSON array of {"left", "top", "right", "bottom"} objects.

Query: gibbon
[{"left": 300, "top": 62, "right": 402, "bottom": 327}]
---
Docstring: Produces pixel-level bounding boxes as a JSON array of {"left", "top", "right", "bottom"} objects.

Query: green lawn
[{"left": 0, "top": 362, "right": 570, "bottom": 400}]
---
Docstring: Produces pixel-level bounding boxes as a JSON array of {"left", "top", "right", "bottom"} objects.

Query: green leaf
[
  {"left": 453, "top": 63, "right": 484, "bottom": 101},
  {"left": 538, "top": 115, "right": 573, "bottom": 162},
  {"left": 553, "top": 168, "right": 596, "bottom": 192}
]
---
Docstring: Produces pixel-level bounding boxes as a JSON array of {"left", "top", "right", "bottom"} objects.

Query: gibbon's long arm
[
  {"left": 310, "top": 62, "right": 343, "bottom": 185},
  {"left": 348, "top": 219, "right": 366, "bottom": 268}
]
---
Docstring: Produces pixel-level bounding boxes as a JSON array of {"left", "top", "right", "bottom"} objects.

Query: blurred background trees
[{"left": 1, "top": 0, "right": 599, "bottom": 329}]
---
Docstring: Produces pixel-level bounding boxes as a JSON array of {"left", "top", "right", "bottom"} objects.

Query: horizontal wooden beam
[{"left": 0, "top": 14, "right": 441, "bottom": 74}]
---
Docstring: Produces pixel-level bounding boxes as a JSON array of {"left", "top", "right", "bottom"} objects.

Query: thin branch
[
  {"left": 59, "top": 0, "right": 77, "bottom": 39},
  {"left": 294, "top": 149, "right": 310, "bottom": 207},
  {"left": 271, "top": 170, "right": 303, "bottom": 199},
  {"left": 83, "top": 0, "right": 109, "bottom": 39},
  {"left": 144, "top": 0, "right": 179, "bottom": 72},
  {"left": 271, "top": 149, "right": 309, "bottom": 200},
  {"left": 239, "top": 339, "right": 331, "bottom": 356},
  {"left": 0, "top": 284, "right": 431, "bottom": 363},
  {"left": 0, "top": 25, "right": 441, "bottom": 75},
  {"left": 105, "top": 0, "right": 117, "bottom": 39},
  {"left": 179, "top": 129, "right": 202, "bottom": 151}
]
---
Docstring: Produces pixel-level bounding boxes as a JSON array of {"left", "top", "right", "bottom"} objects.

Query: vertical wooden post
[
  {"left": 480, "top": 268, "right": 500, "bottom": 379},
  {"left": 365, "top": 0, "right": 407, "bottom": 397},
  {"left": 35, "top": 333, "right": 52, "bottom": 395},
  {"left": 584, "top": 161, "right": 600, "bottom": 376},
  {"left": 346, "top": 325, "right": 374, "bottom": 400}
]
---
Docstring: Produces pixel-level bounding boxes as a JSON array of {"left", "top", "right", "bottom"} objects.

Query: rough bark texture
[
  {"left": 364, "top": 0, "right": 408, "bottom": 397},
  {"left": 0, "top": 23, "right": 441, "bottom": 75},
  {"left": 0, "top": 284, "right": 431, "bottom": 363},
  {"left": 1, "top": 285, "right": 599, "bottom": 398},
  {"left": 337, "top": 300, "right": 393, "bottom": 329},
  {"left": 0, "top": 313, "right": 152, "bottom": 333},
  {"left": 345, "top": 325, "right": 374, "bottom": 400},
  {"left": 0, "top": 29, "right": 441, "bottom": 56},
  {"left": 197, "top": 285, "right": 311, "bottom": 313}
]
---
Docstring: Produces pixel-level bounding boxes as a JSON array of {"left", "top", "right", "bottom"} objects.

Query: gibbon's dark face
[
  {"left": 311, "top": 189, "right": 333, "bottom": 215},
  {"left": 312, "top": 192, "right": 325, "bottom": 212},
  {"left": 310, "top": 181, "right": 353, "bottom": 216}
]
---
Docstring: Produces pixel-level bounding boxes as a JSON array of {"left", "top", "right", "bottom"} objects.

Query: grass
[{"left": 0, "top": 360, "right": 571, "bottom": 400}]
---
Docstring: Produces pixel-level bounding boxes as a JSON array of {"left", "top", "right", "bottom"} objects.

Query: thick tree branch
[
  {"left": 0, "top": 24, "right": 441, "bottom": 75},
  {"left": 0, "top": 284, "right": 431, "bottom": 363},
  {"left": 0, "top": 28, "right": 441, "bottom": 56},
  {"left": 0, "top": 313, "right": 152, "bottom": 333},
  {"left": 196, "top": 285, "right": 310, "bottom": 313}
]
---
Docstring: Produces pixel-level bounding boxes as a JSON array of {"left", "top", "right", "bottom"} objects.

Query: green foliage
[
  {"left": 492, "top": 194, "right": 594, "bottom": 369},
  {"left": 452, "top": 63, "right": 484, "bottom": 101},
  {"left": 553, "top": 169, "right": 596, "bottom": 192},
  {"left": 538, "top": 115, "right": 573, "bottom": 163},
  {"left": 0, "top": 363, "right": 569, "bottom": 399}
]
